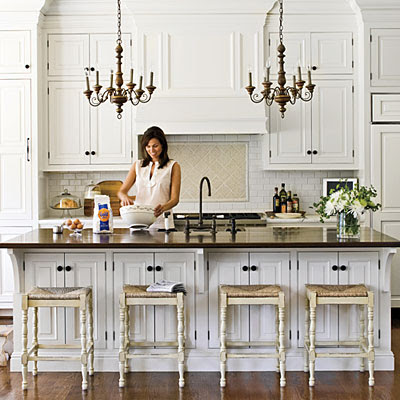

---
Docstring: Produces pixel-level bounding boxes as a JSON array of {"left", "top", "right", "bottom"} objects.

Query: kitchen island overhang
[{"left": 1, "top": 227, "right": 399, "bottom": 373}]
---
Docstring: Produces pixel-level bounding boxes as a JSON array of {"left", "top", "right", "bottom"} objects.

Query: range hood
[{"left": 127, "top": 0, "right": 275, "bottom": 134}]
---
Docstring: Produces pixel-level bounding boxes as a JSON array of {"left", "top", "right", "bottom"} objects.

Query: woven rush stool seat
[
  {"left": 304, "top": 283, "right": 374, "bottom": 387},
  {"left": 118, "top": 284, "right": 185, "bottom": 388},
  {"left": 21, "top": 286, "right": 94, "bottom": 391},
  {"left": 219, "top": 284, "right": 286, "bottom": 388},
  {"left": 306, "top": 284, "right": 368, "bottom": 297}
]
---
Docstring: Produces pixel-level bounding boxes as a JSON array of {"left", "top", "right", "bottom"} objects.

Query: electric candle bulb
[
  {"left": 150, "top": 71, "right": 154, "bottom": 86},
  {"left": 96, "top": 70, "right": 99, "bottom": 86},
  {"left": 130, "top": 68, "right": 133, "bottom": 83},
  {"left": 307, "top": 66, "right": 312, "bottom": 85},
  {"left": 110, "top": 69, "right": 114, "bottom": 88}
]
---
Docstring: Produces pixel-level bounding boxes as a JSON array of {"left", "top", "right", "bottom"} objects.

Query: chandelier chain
[
  {"left": 279, "top": 0, "right": 283, "bottom": 44},
  {"left": 117, "top": 0, "right": 122, "bottom": 45}
]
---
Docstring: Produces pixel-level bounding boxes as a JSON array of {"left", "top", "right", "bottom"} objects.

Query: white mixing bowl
[{"left": 120, "top": 204, "right": 156, "bottom": 228}]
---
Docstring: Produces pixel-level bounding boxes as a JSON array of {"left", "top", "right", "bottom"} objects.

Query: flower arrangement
[{"left": 312, "top": 182, "right": 381, "bottom": 238}]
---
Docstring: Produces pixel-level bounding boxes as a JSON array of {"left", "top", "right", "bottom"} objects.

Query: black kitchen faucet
[{"left": 199, "top": 177, "right": 211, "bottom": 226}]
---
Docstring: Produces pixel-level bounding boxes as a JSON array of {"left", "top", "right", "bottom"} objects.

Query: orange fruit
[{"left": 66, "top": 219, "right": 72, "bottom": 226}]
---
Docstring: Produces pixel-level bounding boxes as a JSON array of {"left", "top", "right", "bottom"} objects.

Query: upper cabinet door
[
  {"left": 0, "top": 80, "right": 32, "bottom": 220},
  {"left": 90, "top": 34, "right": 131, "bottom": 78},
  {"left": 371, "top": 29, "right": 400, "bottom": 86},
  {"left": 269, "top": 99, "right": 312, "bottom": 164},
  {"left": 311, "top": 33, "right": 353, "bottom": 74},
  {"left": 0, "top": 31, "right": 30, "bottom": 74},
  {"left": 90, "top": 101, "right": 132, "bottom": 165},
  {"left": 48, "top": 34, "right": 89, "bottom": 76},
  {"left": 48, "top": 81, "right": 90, "bottom": 165},
  {"left": 269, "top": 32, "right": 309, "bottom": 75},
  {"left": 311, "top": 80, "right": 353, "bottom": 164}
]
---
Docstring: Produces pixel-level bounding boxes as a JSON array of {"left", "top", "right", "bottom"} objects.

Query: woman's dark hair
[{"left": 141, "top": 126, "right": 170, "bottom": 168}]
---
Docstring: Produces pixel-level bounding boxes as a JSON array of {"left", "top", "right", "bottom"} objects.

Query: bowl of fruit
[{"left": 64, "top": 218, "right": 84, "bottom": 236}]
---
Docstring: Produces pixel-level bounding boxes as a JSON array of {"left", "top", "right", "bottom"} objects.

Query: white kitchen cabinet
[
  {"left": 267, "top": 79, "right": 354, "bottom": 167},
  {"left": 371, "top": 29, "right": 400, "bottom": 87},
  {"left": 48, "top": 81, "right": 132, "bottom": 165},
  {"left": 48, "top": 33, "right": 131, "bottom": 77},
  {"left": 298, "top": 252, "right": 379, "bottom": 347},
  {"left": 0, "top": 227, "right": 31, "bottom": 311},
  {"left": 0, "top": 79, "right": 32, "bottom": 220},
  {"left": 371, "top": 124, "right": 400, "bottom": 307},
  {"left": 113, "top": 252, "right": 195, "bottom": 349},
  {"left": 0, "top": 31, "right": 31, "bottom": 74},
  {"left": 208, "top": 252, "right": 290, "bottom": 348},
  {"left": 24, "top": 253, "right": 107, "bottom": 349},
  {"left": 372, "top": 94, "right": 400, "bottom": 123},
  {"left": 269, "top": 32, "right": 353, "bottom": 75}
]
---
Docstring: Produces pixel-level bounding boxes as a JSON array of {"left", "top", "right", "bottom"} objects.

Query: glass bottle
[
  {"left": 273, "top": 187, "right": 281, "bottom": 213},
  {"left": 279, "top": 183, "right": 287, "bottom": 213},
  {"left": 292, "top": 194, "right": 300, "bottom": 213},
  {"left": 287, "top": 191, "right": 293, "bottom": 213}
]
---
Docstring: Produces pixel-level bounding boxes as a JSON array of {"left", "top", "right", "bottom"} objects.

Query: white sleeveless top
[{"left": 135, "top": 159, "right": 176, "bottom": 229}]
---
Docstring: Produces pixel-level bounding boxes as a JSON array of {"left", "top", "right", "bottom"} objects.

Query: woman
[{"left": 118, "top": 126, "right": 181, "bottom": 229}]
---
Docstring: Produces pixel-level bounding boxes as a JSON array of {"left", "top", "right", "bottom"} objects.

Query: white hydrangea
[{"left": 350, "top": 199, "right": 365, "bottom": 217}]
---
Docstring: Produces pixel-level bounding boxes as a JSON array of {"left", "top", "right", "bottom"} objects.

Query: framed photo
[{"left": 322, "top": 178, "right": 358, "bottom": 197}]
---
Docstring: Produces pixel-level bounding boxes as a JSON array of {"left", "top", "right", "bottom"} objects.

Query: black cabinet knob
[
  {"left": 25, "top": 64, "right": 30, "bottom": 69},
  {"left": 313, "top": 150, "right": 318, "bottom": 155},
  {"left": 312, "top": 66, "right": 317, "bottom": 71},
  {"left": 332, "top": 265, "right": 338, "bottom": 271},
  {"left": 155, "top": 266, "right": 162, "bottom": 272},
  {"left": 65, "top": 266, "right": 72, "bottom": 272},
  {"left": 84, "top": 67, "right": 89, "bottom": 72},
  {"left": 91, "top": 151, "right": 96, "bottom": 155},
  {"left": 340, "top": 265, "right": 347, "bottom": 271},
  {"left": 147, "top": 266, "right": 153, "bottom": 272},
  {"left": 57, "top": 265, "right": 63, "bottom": 272},
  {"left": 250, "top": 265, "right": 257, "bottom": 271},
  {"left": 307, "top": 150, "right": 312, "bottom": 155},
  {"left": 242, "top": 266, "right": 248, "bottom": 272},
  {"left": 90, "top": 67, "right": 95, "bottom": 72},
  {"left": 85, "top": 151, "right": 90, "bottom": 155}
]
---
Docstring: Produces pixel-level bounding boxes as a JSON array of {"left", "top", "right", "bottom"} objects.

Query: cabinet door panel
[
  {"left": 208, "top": 252, "right": 249, "bottom": 348},
  {"left": 48, "top": 34, "right": 89, "bottom": 76},
  {"left": 0, "top": 80, "right": 32, "bottom": 219},
  {"left": 90, "top": 102, "right": 132, "bottom": 164},
  {"left": 64, "top": 253, "right": 107, "bottom": 349},
  {"left": 298, "top": 252, "right": 338, "bottom": 345},
  {"left": 48, "top": 82, "right": 90, "bottom": 165},
  {"left": 311, "top": 80, "right": 353, "bottom": 164},
  {"left": 269, "top": 100, "right": 312, "bottom": 164},
  {"left": 154, "top": 253, "right": 195, "bottom": 348},
  {"left": 311, "top": 33, "right": 353, "bottom": 74},
  {"left": 249, "top": 253, "right": 290, "bottom": 346},
  {"left": 113, "top": 253, "right": 154, "bottom": 348},
  {"left": 24, "top": 253, "right": 65, "bottom": 345},
  {"left": 0, "top": 31, "right": 30, "bottom": 73},
  {"left": 338, "top": 252, "right": 379, "bottom": 346}
]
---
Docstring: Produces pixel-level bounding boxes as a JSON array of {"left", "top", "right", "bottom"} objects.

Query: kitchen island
[{"left": 1, "top": 227, "right": 399, "bottom": 373}]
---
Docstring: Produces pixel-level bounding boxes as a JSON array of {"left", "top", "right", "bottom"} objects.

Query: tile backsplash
[{"left": 45, "top": 134, "right": 357, "bottom": 217}]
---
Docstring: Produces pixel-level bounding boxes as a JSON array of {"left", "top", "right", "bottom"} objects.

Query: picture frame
[{"left": 322, "top": 178, "right": 358, "bottom": 197}]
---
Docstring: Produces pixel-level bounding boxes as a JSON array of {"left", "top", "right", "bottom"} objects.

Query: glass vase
[{"left": 336, "top": 211, "right": 360, "bottom": 239}]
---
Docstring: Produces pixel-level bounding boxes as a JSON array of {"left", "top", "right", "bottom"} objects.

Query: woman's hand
[
  {"left": 154, "top": 204, "right": 165, "bottom": 218},
  {"left": 119, "top": 194, "right": 134, "bottom": 207}
]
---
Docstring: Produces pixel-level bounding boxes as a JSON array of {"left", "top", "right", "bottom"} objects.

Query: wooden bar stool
[
  {"left": 21, "top": 287, "right": 94, "bottom": 391},
  {"left": 219, "top": 285, "right": 286, "bottom": 387},
  {"left": 118, "top": 285, "right": 185, "bottom": 388},
  {"left": 304, "top": 284, "right": 374, "bottom": 387}
]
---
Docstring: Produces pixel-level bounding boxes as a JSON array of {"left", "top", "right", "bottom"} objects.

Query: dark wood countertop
[{"left": 0, "top": 227, "right": 399, "bottom": 249}]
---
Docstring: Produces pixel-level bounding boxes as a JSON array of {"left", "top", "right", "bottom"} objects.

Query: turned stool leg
[
  {"left": 304, "top": 296, "right": 310, "bottom": 372},
  {"left": 32, "top": 307, "right": 38, "bottom": 376},
  {"left": 88, "top": 292, "right": 94, "bottom": 376},
  {"left": 219, "top": 293, "right": 227, "bottom": 388},
  {"left": 367, "top": 292, "right": 375, "bottom": 386},
  {"left": 177, "top": 293, "right": 185, "bottom": 388},
  {"left": 275, "top": 305, "right": 279, "bottom": 373},
  {"left": 359, "top": 304, "right": 365, "bottom": 372},
  {"left": 124, "top": 306, "right": 130, "bottom": 373},
  {"left": 308, "top": 293, "right": 316, "bottom": 387},
  {"left": 119, "top": 293, "right": 126, "bottom": 388},
  {"left": 278, "top": 292, "right": 286, "bottom": 387},
  {"left": 80, "top": 298, "right": 88, "bottom": 391},
  {"left": 21, "top": 295, "right": 28, "bottom": 390}
]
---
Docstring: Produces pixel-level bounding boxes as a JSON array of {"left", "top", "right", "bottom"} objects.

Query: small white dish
[{"left": 274, "top": 213, "right": 303, "bottom": 219}]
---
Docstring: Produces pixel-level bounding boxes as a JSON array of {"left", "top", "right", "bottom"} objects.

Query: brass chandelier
[
  {"left": 83, "top": 0, "right": 156, "bottom": 119},
  {"left": 245, "top": 0, "right": 315, "bottom": 118}
]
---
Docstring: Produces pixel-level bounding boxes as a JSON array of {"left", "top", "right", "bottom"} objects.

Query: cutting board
[{"left": 97, "top": 180, "right": 123, "bottom": 216}]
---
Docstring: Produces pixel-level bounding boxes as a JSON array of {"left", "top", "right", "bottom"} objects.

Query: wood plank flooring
[{"left": 1, "top": 312, "right": 400, "bottom": 400}]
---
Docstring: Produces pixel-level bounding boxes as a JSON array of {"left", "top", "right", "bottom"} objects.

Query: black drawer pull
[
  {"left": 250, "top": 265, "right": 257, "bottom": 271},
  {"left": 91, "top": 151, "right": 96, "bottom": 155},
  {"left": 25, "top": 64, "right": 30, "bottom": 69},
  {"left": 147, "top": 266, "right": 153, "bottom": 272},
  {"left": 57, "top": 265, "right": 63, "bottom": 272},
  {"left": 313, "top": 150, "right": 318, "bottom": 155},
  {"left": 332, "top": 265, "right": 338, "bottom": 271},
  {"left": 90, "top": 67, "right": 95, "bottom": 72},
  {"left": 307, "top": 150, "right": 312, "bottom": 155},
  {"left": 340, "top": 265, "right": 347, "bottom": 271},
  {"left": 242, "top": 266, "right": 248, "bottom": 272},
  {"left": 85, "top": 151, "right": 90, "bottom": 155},
  {"left": 312, "top": 66, "right": 317, "bottom": 71},
  {"left": 155, "top": 266, "right": 162, "bottom": 272},
  {"left": 65, "top": 266, "right": 72, "bottom": 272}
]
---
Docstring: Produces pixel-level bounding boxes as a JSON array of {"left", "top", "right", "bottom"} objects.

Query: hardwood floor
[{"left": 1, "top": 312, "right": 400, "bottom": 400}]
